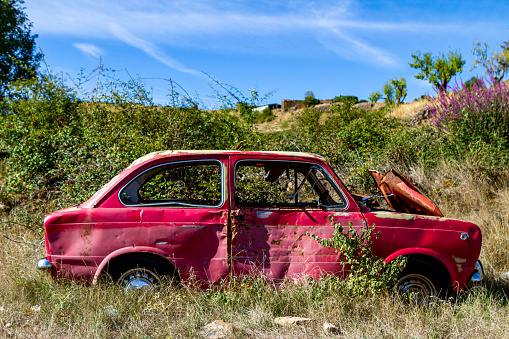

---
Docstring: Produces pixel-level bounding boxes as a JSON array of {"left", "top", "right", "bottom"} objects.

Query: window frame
[
  {"left": 233, "top": 159, "right": 349, "bottom": 210},
  {"left": 118, "top": 159, "right": 225, "bottom": 208}
]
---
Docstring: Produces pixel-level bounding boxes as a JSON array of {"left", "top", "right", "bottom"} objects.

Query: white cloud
[
  {"left": 109, "top": 24, "right": 204, "bottom": 77},
  {"left": 73, "top": 43, "right": 103, "bottom": 58}
]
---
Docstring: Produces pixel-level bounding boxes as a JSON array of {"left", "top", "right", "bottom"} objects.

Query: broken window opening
[
  {"left": 119, "top": 160, "right": 223, "bottom": 207},
  {"left": 234, "top": 160, "right": 346, "bottom": 209}
]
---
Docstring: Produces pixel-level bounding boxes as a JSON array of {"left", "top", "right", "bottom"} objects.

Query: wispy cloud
[
  {"left": 316, "top": 26, "right": 398, "bottom": 67},
  {"left": 109, "top": 23, "right": 204, "bottom": 77},
  {"left": 25, "top": 0, "right": 462, "bottom": 69},
  {"left": 73, "top": 43, "right": 103, "bottom": 58}
]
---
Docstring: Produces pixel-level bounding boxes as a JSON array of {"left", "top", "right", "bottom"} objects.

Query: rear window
[{"left": 119, "top": 160, "right": 223, "bottom": 207}]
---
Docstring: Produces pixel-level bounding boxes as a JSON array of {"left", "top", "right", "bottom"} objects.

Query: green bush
[
  {"left": 0, "top": 72, "right": 258, "bottom": 205},
  {"left": 334, "top": 95, "right": 359, "bottom": 105},
  {"left": 302, "top": 91, "right": 321, "bottom": 107},
  {"left": 308, "top": 219, "right": 406, "bottom": 296},
  {"left": 255, "top": 107, "right": 276, "bottom": 123}
]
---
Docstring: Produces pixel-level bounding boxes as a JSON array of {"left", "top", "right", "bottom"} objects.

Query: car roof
[
  {"left": 128, "top": 150, "right": 326, "bottom": 168},
  {"left": 80, "top": 150, "right": 327, "bottom": 209}
]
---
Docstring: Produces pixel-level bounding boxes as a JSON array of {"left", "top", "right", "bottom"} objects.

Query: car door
[
  {"left": 228, "top": 155, "right": 366, "bottom": 280},
  {"left": 119, "top": 156, "right": 230, "bottom": 283}
]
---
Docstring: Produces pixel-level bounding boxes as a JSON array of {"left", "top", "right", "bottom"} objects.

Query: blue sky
[{"left": 25, "top": 0, "right": 509, "bottom": 107}]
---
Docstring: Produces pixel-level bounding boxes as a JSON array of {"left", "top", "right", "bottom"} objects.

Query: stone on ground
[
  {"left": 323, "top": 322, "right": 342, "bottom": 335},
  {"left": 199, "top": 320, "right": 233, "bottom": 339},
  {"left": 274, "top": 316, "right": 313, "bottom": 327}
]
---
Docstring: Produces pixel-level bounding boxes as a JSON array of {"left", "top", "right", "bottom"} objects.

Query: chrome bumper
[
  {"left": 470, "top": 261, "right": 483, "bottom": 282},
  {"left": 37, "top": 258, "right": 52, "bottom": 270}
]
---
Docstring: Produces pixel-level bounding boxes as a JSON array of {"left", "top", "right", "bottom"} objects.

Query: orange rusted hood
[{"left": 369, "top": 169, "right": 443, "bottom": 217}]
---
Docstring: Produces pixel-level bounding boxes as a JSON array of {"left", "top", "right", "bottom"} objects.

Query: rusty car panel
[
  {"left": 230, "top": 208, "right": 366, "bottom": 280},
  {"left": 364, "top": 211, "right": 481, "bottom": 291}
]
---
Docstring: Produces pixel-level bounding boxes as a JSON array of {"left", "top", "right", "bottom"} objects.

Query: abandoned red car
[{"left": 37, "top": 150, "right": 483, "bottom": 298}]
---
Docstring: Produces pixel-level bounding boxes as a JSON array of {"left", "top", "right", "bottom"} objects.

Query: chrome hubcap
[
  {"left": 118, "top": 268, "right": 160, "bottom": 291},
  {"left": 396, "top": 274, "right": 437, "bottom": 305}
]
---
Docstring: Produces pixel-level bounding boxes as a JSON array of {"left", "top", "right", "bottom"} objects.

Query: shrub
[
  {"left": 427, "top": 78, "right": 509, "bottom": 156},
  {"left": 334, "top": 95, "right": 359, "bottom": 105},
  {"left": 255, "top": 107, "right": 275, "bottom": 123},
  {"left": 302, "top": 91, "right": 321, "bottom": 107},
  {"left": 0, "top": 71, "right": 258, "bottom": 205},
  {"left": 308, "top": 219, "right": 406, "bottom": 296}
]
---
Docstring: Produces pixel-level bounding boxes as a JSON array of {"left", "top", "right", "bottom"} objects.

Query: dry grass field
[
  {"left": 390, "top": 100, "right": 428, "bottom": 120},
  {"left": 1, "top": 162, "right": 508, "bottom": 338}
]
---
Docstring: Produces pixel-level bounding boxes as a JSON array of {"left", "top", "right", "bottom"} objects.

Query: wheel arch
[
  {"left": 92, "top": 246, "right": 179, "bottom": 285},
  {"left": 385, "top": 248, "right": 454, "bottom": 287}
]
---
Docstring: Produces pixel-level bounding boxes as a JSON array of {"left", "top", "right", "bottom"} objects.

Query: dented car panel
[
  {"left": 230, "top": 208, "right": 367, "bottom": 280},
  {"left": 39, "top": 150, "right": 482, "bottom": 293},
  {"left": 364, "top": 211, "right": 481, "bottom": 292},
  {"left": 228, "top": 154, "right": 366, "bottom": 280}
]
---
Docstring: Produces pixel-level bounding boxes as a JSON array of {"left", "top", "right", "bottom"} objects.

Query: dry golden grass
[
  {"left": 257, "top": 99, "right": 429, "bottom": 133},
  {"left": 1, "top": 162, "right": 509, "bottom": 338},
  {"left": 255, "top": 109, "right": 296, "bottom": 133},
  {"left": 390, "top": 100, "right": 429, "bottom": 120},
  {"left": 401, "top": 162, "right": 509, "bottom": 274}
]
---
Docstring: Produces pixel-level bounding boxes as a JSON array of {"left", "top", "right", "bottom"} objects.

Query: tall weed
[{"left": 427, "top": 78, "right": 509, "bottom": 167}]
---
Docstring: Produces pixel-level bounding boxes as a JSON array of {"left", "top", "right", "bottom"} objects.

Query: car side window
[
  {"left": 234, "top": 160, "right": 346, "bottom": 208},
  {"left": 120, "top": 160, "right": 222, "bottom": 207}
]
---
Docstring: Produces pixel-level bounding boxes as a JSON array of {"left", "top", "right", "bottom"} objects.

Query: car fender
[
  {"left": 384, "top": 247, "right": 455, "bottom": 282},
  {"left": 92, "top": 246, "right": 173, "bottom": 285}
]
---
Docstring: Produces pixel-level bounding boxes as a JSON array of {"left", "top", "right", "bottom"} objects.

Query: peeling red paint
[{"left": 40, "top": 151, "right": 482, "bottom": 293}]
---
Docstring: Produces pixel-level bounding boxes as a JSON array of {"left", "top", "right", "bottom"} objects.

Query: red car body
[{"left": 38, "top": 150, "right": 482, "bottom": 294}]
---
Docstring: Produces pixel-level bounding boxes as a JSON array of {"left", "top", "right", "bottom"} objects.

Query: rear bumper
[{"left": 37, "top": 258, "right": 52, "bottom": 270}]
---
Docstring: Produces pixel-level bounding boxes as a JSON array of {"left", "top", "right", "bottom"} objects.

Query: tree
[
  {"left": 383, "top": 82, "right": 394, "bottom": 105},
  {"left": 409, "top": 51, "right": 465, "bottom": 93},
  {"left": 471, "top": 39, "right": 509, "bottom": 85},
  {"left": 391, "top": 77, "right": 407, "bottom": 104},
  {"left": 464, "top": 76, "right": 485, "bottom": 91},
  {"left": 382, "top": 77, "right": 406, "bottom": 105},
  {"left": 368, "top": 91, "right": 381, "bottom": 104},
  {"left": 302, "top": 91, "right": 321, "bottom": 107},
  {"left": 334, "top": 95, "right": 358, "bottom": 105},
  {"left": 0, "top": 0, "right": 42, "bottom": 98}
]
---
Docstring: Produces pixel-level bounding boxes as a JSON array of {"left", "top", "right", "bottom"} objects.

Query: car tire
[
  {"left": 109, "top": 256, "right": 173, "bottom": 291},
  {"left": 395, "top": 259, "right": 448, "bottom": 305}
]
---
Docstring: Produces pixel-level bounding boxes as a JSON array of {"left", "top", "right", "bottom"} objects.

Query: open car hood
[{"left": 369, "top": 169, "right": 443, "bottom": 217}]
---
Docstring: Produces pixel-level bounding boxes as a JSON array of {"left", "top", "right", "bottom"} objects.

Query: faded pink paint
[{"left": 41, "top": 151, "right": 482, "bottom": 292}]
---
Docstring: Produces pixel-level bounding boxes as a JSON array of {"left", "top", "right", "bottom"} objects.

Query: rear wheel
[
  {"left": 395, "top": 259, "right": 448, "bottom": 305},
  {"left": 109, "top": 256, "right": 173, "bottom": 291}
]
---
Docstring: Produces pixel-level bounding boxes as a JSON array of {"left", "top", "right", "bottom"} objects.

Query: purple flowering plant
[{"left": 426, "top": 78, "right": 509, "bottom": 150}]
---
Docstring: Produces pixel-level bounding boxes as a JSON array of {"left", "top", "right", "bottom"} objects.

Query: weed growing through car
[{"left": 308, "top": 219, "right": 406, "bottom": 296}]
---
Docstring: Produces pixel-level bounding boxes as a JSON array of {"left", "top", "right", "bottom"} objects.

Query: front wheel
[{"left": 395, "top": 260, "right": 448, "bottom": 305}]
